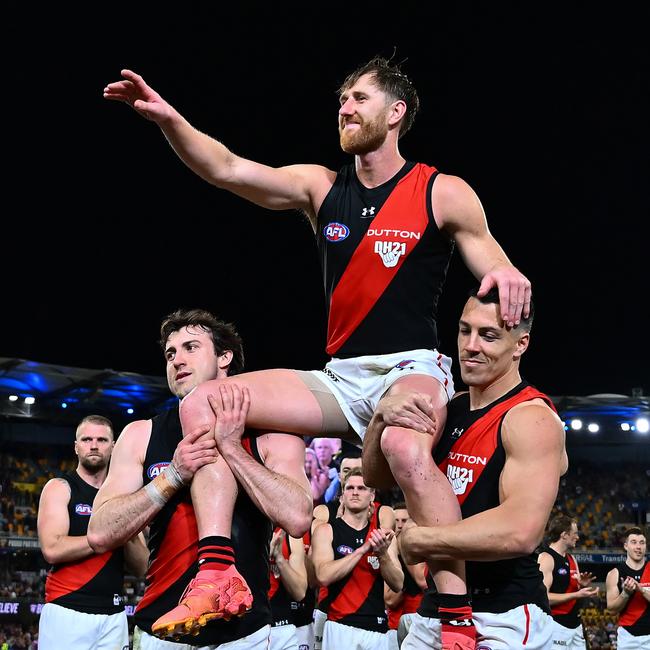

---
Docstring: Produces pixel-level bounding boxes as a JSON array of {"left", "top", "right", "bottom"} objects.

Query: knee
[
  {"left": 179, "top": 379, "right": 223, "bottom": 433},
  {"left": 380, "top": 426, "right": 431, "bottom": 460}
]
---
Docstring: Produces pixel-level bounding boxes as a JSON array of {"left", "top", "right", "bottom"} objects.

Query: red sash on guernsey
[
  {"left": 327, "top": 507, "right": 380, "bottom": 621},
  {"left": 326, "top": 165, "right": 435, "bottom": 355},
  {"left": 619, "top": 562, "right": 650, "bottom": 628},
  {"left": 45, "top": 552, "right": 113, "bottom": 601},
  {"left": 438, "top": 386, "right": 555, "bottom": 506},
  {"left": 551, "top": 554, "right": 580, "bottom": 616}
]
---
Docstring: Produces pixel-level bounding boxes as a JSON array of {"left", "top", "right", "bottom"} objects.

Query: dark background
[{"left": 4, "top": 3, "right": 648, "bottom": 397}]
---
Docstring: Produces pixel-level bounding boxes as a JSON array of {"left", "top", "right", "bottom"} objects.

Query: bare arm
[
  {"left": 433, "top": 173, "right": 531, "bottom": 326},
  {"left": 271, "top": 531, "right": 308, "bottom": 602},
  {"left": 384, "top": 582, "right": 405, "bottom": 609},
  {"left": 376, "top": 531, "right": 404, "bottom": 593},
  {"left": 538, "top": 552, "right": 598, "bottom": 605},
  {"left": 37, "top": 478, "right": 94, "bottom": 564},
  {"left": 208, "top": 386, "right": 313, "bottom": 538},
  {"left": 103, "top": 70, "right": 335, "bottom": 220},
  {"left": 124, "top": 532, "right": 149, "bottom": 577},
  {"left": 89, "top": 420, "right": 217, "bottom": 552},
  {"left": 400, "top": 402, "right": 565, "bottom": 563},
  {"left": 312, "top": 522, "right": 370, "bottom": 587}
]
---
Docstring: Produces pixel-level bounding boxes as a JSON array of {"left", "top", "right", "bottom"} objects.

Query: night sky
[{"left": 4, "top": 4, "right": 647, "bottom": 398}]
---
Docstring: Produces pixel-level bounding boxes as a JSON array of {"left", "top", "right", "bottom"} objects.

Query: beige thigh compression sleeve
[{"left": 295, "top": 370, "right": 355, "bottom": 438}]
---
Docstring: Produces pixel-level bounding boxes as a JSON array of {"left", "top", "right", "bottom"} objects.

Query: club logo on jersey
[
  {"left": 367, "top": 555, "right": 380, "bottom": 570},
  {"left": 361, "top": 206, "right": 375, "bottom": 217},
  {"left": 337, "top": 544, "right": 354, "bottom": 555},
  {"left": 446, "top": 465, "right": 475, "bottom": 496},
  {"left": 147, "top": 461, "right": 170, "bottom": 479},
  {"left": 373, "top": 240, "right": 406, "bottom": 268},
  {"left": 324, "top": 222, "right": 350, "bottom": 242},
  {"left": 394, "top": 359, "right": 416, "bottom": 370},
  {"left": 75, "top": 503, "right": 92, "bottom": 516}
]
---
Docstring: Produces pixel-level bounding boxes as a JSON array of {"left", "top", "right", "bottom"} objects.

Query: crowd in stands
[{"left": 0, "top": 623, "right": 38, "bottom": 650}]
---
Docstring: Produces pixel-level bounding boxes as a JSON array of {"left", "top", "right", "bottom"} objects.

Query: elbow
[
  {"left": 41, "top": 547, "right": 58, "bottom": 565},
  {"left": 511, "top": 526, "right": 543, "bottom": 556},
  {"left": 87, "top": 526, "right": 110, "bottom": 555},
  {"left": 282, "top": 498, "right": 312, "bottom": 538}
]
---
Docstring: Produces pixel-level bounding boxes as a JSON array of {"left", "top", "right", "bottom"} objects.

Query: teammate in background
[
  {"left": 38, "top": 415, "right": 148, "bottom": 650},
  {"left": 606, "top": 527, "right": 649, "bottom": 649},
  {"left": 311, "top": 469, "right": 402, "bottom": 650},
  {"left": 87, "top": 309, "right": 311, "bottom": 647},
  {"left": 537, "top": 514, "right": 598, "bottom": 649},
  {"left": 104, "top": 56, "right": 531, "bottom": 648},
  {"left": 269, "top": 527, "right": 308, "bottom": 650},
  {"left": 384, "top": 503, "right": 426, "bottom": 649},
  {"left": 396, "top": 287, "right": 567, "bottom": 649}
]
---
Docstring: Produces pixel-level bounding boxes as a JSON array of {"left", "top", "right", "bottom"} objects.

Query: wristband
[{"left": 144, "top": 463, "right": 185, "bottom": 507}]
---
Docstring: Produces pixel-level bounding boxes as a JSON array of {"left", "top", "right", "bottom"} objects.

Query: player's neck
[
  {"left": 550, "top": 541, "right": 568, "bottom": 556},
  {"left": 76, "top": 465, "right": 107, "bottom": 489},
  {"left": 354, "top": 145, "right": 405, "bottom": 189},
  {"left": 341, "top": 508, "right": 370, "bottom": 530},
  {"left": 626, "top": 557, "right": 644, "bottom": 571},
  {"left": 468, "top": 367, "right": 523, "bottom": 410}
]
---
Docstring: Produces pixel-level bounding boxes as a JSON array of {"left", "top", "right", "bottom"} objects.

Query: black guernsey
[
  {"left": 133, "top": 408, "right": 272, "bottom": 645},
  {"left": 45, "top": 471, "right": 125, "bottom": 614},
  {"left": 316, "top": 161, "right": 453, "bottom": 358}
]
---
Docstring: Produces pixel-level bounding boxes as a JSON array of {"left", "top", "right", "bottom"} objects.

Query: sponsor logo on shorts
[
  {"left": 299, "top": 645, "right": 309, "bottom": 650},
  {"left": 74, "top": 503, "right": 92, "bottom": 516},
  {"left": 324, "top": 222, "right": 350, "bottom": 242},
  {"left": 147, "top": 461, "right": 170, "bottom": 479},
  {"left": 394, "top": 359, "right": 416, "bottom": 370},
  {"left": 337, "top": 544, "right": 354, "bottom": 555},
  {"left": 320, "top": 368, "right": 339, "bottom": 382}
]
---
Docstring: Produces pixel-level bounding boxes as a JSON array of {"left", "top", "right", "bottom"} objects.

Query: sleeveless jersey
[
  {"left": 616, "top": 561, "right": 650, "bottom": 635},
  {"left": 269, "top": 527, "right": 293, "bottom": 627},
  {"left": 421, "top": 382, "right": 554, "bottom": 615},
  {"left": 546, "top": 547, "right": 581, "bottom": 628},
  {"left": 44, "top": 471, "right": 125, "bottom": 614},
  {"left": 319, "top": 508, "right": 387, "bottom": 632},
  {"left": 133, "top": 408, "right": 273, "bottom": 645},
  {"left": 316, "top": 161, "right": 454, "bottom": 357}
]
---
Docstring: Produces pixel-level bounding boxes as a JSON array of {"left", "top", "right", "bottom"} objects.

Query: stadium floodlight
[
  {"left": 587, "top": 423, "right": 599, "bottom": 433},
  {"left": 8, "top": 395, "right": 18, "bottom": 402},
  {"left": 127, "top": 408, "right": 134, "bottom": 415},
  {"left": 636, "top": 417, "right": 649, "bottom": 434},
  {"left": 620, "top": 422, "right": 631, "bottom": 431},
  {"left": 570, "top": 419, "right": 583, "bottom": 431},
  {"left": 24, "top": 396, "right": 35, "bottom": 405}
]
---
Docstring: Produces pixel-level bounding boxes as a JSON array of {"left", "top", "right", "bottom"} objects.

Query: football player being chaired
[{"left": 104, "top": 55, "right": 531, "bottom": 649}]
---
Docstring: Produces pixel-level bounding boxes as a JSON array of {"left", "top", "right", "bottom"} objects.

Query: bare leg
[
  {"left": 180, "top": 369, "right": 326, "bottom": 540},
  {"left": 152, "top": 370, "right": 327, "bottom": 638}
]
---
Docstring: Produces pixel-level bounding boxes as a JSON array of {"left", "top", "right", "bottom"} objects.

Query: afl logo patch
[
  {"left": 75, "top": 503, "right": 92, "bottom": 516},
  {"left": 324, "top": 222, "right": 350, "bottom": 242},
  {"left": 337, "top": 544, "right": 354, "bottom": 555},
  {"left": 147, "top": 462, "right": 170, "bottom": 479}
]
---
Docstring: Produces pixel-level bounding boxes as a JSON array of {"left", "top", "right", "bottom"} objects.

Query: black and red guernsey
[
  {"left": 616, "top": 561, "right": 650, "bottom": 636},
  {"left": 133, "top": 408, "right": 272, "bottom": 645},
  {"left": 319, "top": 507, "right": 387, "bottom": 632},
  {"left": 316, "top": 161, "right": 454, "bottom": 358},
  {"left": 546, "top": 547, "right": 581, "bottom": 628},
  {"left": 420, "top": 382, "right": 554, "bottom": 616},
  {"left": 45, "top": 471, "right": 124, "bottom": 614}
]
